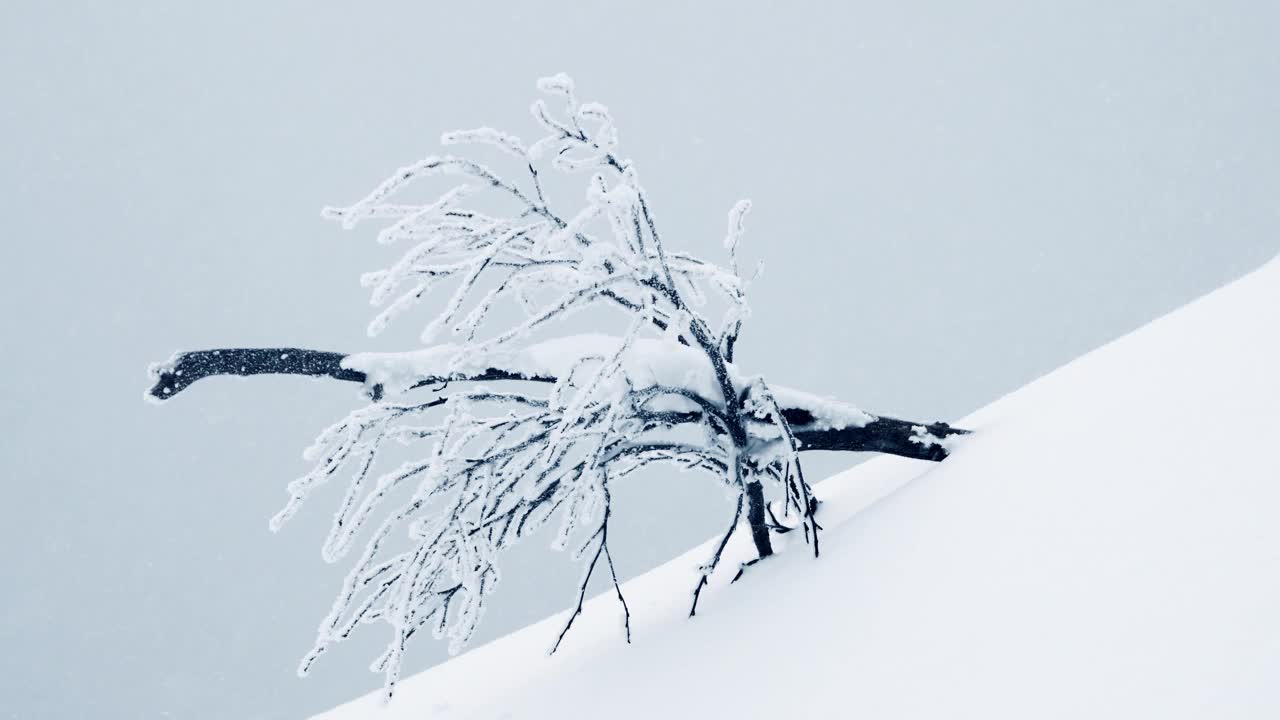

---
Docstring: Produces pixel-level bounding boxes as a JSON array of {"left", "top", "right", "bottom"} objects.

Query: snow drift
[{"left": 315, "top": 257, "right": 1280, "bottom": 719}]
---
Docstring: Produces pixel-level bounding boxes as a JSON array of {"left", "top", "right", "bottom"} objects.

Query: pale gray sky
[{"left": 2, "top": 2, "right": 1277, "bottom": 718}]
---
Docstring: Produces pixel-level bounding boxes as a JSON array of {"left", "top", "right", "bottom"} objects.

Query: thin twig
[{"left": 690, "top": 490, "right": 744, "bottom": 617}]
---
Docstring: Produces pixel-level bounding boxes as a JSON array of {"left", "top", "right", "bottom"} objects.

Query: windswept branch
[
  {"left": 146, "top": 346, "right": 969, "bottom": 460},
  {"left": 146, "top": 75, "right": 973, "bottom": 696}
]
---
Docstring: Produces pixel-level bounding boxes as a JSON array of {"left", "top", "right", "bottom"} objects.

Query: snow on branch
[
  {"left": 259, "top": 74, "right": 808, "bottom": 695},
  {"left": 144, "top": 74, "right": 970, "bottom": 699}
]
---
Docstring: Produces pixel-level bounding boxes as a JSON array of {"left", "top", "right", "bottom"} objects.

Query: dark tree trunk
[{"left": 743, "top": 479, "right": 773, "bottom": 559}]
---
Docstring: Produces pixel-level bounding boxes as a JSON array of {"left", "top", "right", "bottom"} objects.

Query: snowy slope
[{"left": 316, "top": 258, "right": 1280, "bottom": 720}]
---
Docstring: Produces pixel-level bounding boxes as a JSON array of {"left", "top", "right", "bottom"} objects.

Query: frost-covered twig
[
  {"left": 284, "top": 74, "right": 786, "bottom": 688},
  {"left": 690, "top": 490, "right": 744, "bottom": 618},
  {"left": 549, "top": 482, "right": 629, "bottom": 654},
  {"left": 144, "top": 74, "right": 970, "bottom": 698}
]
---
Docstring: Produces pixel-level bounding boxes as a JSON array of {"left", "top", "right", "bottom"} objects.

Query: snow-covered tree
[{"left": 146, "top": 74, "right": 966, "bottom": 695}]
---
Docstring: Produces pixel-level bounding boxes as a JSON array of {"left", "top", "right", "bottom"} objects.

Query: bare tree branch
[
  {"left": 146, "top": 346, "right": 969, "bottom": 460},
  {"left": 145, "top": 75, "right": 972, "bottom": 694}
]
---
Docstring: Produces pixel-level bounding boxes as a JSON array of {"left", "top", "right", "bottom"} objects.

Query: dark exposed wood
[
  {"left": 148, "top": 347, "right": 556, "bottom": 403},
  {"left": 147, "top": 348, "right": 362, "bottom": 400},
  {"left": 786, "top": 410, "right": 967, "bottom": 462},
  {"left": 743, "top": 479, "right": 772, "bottom": 559}
]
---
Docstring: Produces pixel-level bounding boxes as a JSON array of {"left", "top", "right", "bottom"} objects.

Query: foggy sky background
[{"left": 2, "top": 2, "right": 1278, "bottom": 718}]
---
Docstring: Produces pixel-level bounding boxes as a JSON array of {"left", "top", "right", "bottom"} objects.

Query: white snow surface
[{"left": 316, "top": 258, "right": 1280, "bottom": 719}]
